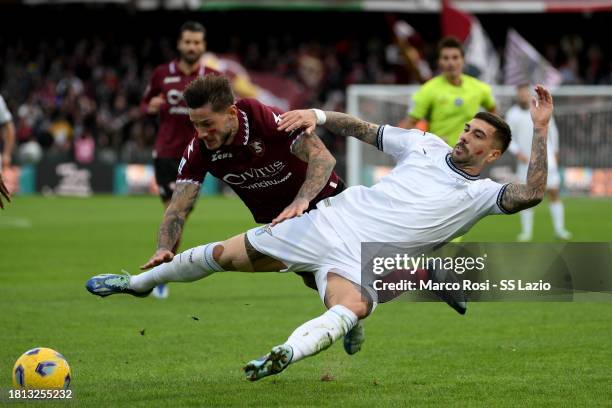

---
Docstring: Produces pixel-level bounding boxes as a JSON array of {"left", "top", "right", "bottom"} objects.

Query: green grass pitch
[{"left": 1, "top": 196, "right": 611, "bottom": 407}]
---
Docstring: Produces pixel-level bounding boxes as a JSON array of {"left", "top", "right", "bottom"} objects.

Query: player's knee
[{"left": 212, "top": 243, "right": 224, "bottom": 263}]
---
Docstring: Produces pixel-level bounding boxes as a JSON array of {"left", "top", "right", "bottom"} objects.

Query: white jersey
[
  {"left": 312, "top": 126, "right": 509, "bottom": 254},
  {"left": 247, "top": 125, "right": 510, "bottom": 304},
  {"left": 506, "top": 105, "right": 558, "bottom": 170},
  {"left": 0, "top": 95, "right": 12, "bottom": 125}
]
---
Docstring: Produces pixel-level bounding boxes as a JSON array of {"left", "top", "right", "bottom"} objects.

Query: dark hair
[
  {"left": 438, "top": 36, "right": 464, "bottom": 57},
  {"left": 183, "top": 75, "right": 234, "bottom": 112},
  {"left": 475, "top": 111, "right": 512, "bottom": 153},
  {"left": 179, "top": 21, "right": 206, "bottom": 38}
]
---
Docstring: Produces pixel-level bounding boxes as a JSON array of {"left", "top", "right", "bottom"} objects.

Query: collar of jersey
[
  {"left": 445, "top": 153, "right": 480, "bottom": 180},
  {"left": 231, "top": 108, "right": 250, "bottom": 146},
  {"left": 169, "top": 59, "right": 206, "bottom": 76}
]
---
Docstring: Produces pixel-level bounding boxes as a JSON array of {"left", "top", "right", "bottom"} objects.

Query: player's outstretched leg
[
  {"left": 86, "top": 242, "right": 224, "bottom": 297},
  {"left": 86, "top": 233, "right": 283, "bottom": 298},
  {"left": 244, "top": 272, "right": 370, "bottom": 381}
]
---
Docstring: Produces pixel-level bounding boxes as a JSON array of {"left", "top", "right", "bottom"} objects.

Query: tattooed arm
[
  {"left": 501, "top": 85, "right": 553, "bottom": 214},
  {"left": 277, "top": 110, "right": 379, "bottom": 147},
  {"left": 140, "top": 182, "right": 200, "bottom": 269},
  {"left": 271, "top": 131, "right": 336, "bottom": 226}
]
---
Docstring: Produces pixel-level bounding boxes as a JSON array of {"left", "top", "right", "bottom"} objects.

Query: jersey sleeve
[
  {"left": 481, "top": 83, "right": 496, "bottom": 111},
  {"left": 408, "top": 85, "right": 432, "bottom": 120},
  {"left": 376, "top": 125, "right": 425, "bottom": 161},
  {"left": 176, "top": 138, "right": 207, "bottom": 185},
  {"left": 472, "top": 179, "right": 512, "bottom": 216},
  {"left": 0, "top": 95, "right": 12, "bottom": 125},
  {"left": 140, "top": 67, "right": 163, "bottom": 115}
]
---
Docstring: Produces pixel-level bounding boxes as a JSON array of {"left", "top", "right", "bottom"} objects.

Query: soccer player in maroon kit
[
  {"left": 141, "top": 75, "right": 344, "bottom": 274},
  {"left": 137, "top": 76, "right": 365, "bottom": 348},
  {"left": 141, "top": 21, "right": 219, "bottom": 297},
  {"left": 141, "top": 21, "right": 219, "bottom": 205}
]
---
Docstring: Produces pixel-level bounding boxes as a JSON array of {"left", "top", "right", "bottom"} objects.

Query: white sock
[
  {"left": 520, "top": 208, "right": 534, "bottom": 237},
  {"left": 549, "top": 201, "right": 566, "bottom": 234},
  {"left": 284, "top": 305, "right": 358, "bottom": 363},
  {"left": 129, "top": 242, "right": 224, "bottom": 292}
]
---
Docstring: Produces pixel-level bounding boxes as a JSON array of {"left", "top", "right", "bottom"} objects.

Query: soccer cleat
[
  {"left": 555, "top": 229, "right": 572, "bottom": 241},
  {"left": 86, "top": 272, "right": 152, "bottom": 298},
  {"left": 343, "top": 321, "right": 365, "bottom": 355},
  {"left": 243, "top": 344, "right": 293, "bottom": 381},
  {"left": 428, "top": 265, "right": 467, "bottom": 315},
  {"left": 517, "top": 232, "right": 532, "bottom": 242},
  {"left": 151, "top": 284, "right": 169, "bottom": 299}
]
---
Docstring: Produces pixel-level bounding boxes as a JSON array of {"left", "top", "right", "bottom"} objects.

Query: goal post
[{"left": 345, "top": 85, "right": 612, "bottom": 194}]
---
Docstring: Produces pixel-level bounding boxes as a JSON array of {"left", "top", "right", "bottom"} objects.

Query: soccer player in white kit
[
  {"left": 87, "top": 86, "right": 554, "bottom": 382},
  {"left": 506, "top": 84, "right": 572, "bottom": 241}
]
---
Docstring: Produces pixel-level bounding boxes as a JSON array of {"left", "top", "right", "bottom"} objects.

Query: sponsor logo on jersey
[
  {"left": 248, "top": 139, "right": 265, "bottom": 156},
  {"left": 241, "top": 172, "right": 292, "bottom": 189},
  {"left": 169, "top": 107, "right": 189, "bottom": 115},
  {"left": 164, "top": 76, "right": 181, "bottom": 84},
  {"left": 212, "top": 151, "right": 233, "bottom": 162},
  {"left": 454, "top": 97, "right": 464, "bottom": 106},
  {"left": 222, "top": 161, "right": 286, "bottom": 185},
  {"left": 167, "top": 89, "right": 183, "bottom": 105}
]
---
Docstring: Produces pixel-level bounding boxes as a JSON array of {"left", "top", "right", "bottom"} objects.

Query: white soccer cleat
[
  {"left": 85, "top": 273, "right": 152, "bottom": 298},
  {"left": 243, "top": 344, "right": 293, "bottom": 381},
  {"left": 517, "top": 232, "right": 532, "bottom": 242},
  {"left": 343, "top": 321, "right": 365, "bottom": 355},
  {"left": 555, "top": 229, "right": 573, "bottom": 241},
  {"left": 151, "top": 284, "right": 169, "bottom": 299}
]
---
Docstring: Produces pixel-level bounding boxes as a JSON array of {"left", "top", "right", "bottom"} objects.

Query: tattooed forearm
[
  {"left": 525, "top": 127, "right": 549, "bottom": 197},
  {"left": 322, "top": 111, "right": 379, "bottom": 146},
  {"left": 157, "top": 182, "right": 200, "bottom": 251},
  {"left": 501, "top": 127, "right": 548, "bottom": 213},
  {"left": 292, "top": 132, "right": 336, "bottom": 202}
]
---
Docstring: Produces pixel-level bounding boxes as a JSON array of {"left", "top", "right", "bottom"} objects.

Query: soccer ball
[{"left": 12, "top": 347, "right": 71, "bottom": 389}]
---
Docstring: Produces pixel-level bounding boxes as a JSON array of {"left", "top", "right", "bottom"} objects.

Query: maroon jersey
[
  {"left": 176, "top": 98, "right": 340, "bottom": 223},
  {"left": 141, "top": 60, "right": 219, "bottom": 158}
]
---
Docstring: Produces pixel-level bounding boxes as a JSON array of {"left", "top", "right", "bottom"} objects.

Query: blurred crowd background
[{"left": 1, "top": 6, "right": 611, "bottom": 166}]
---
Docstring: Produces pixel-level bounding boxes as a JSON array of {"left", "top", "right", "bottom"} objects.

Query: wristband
[{"left": 311, "top": 109, "right": 326, "bottom": 125}]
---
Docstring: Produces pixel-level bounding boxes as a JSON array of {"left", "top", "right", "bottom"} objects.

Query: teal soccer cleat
[
  {"left": 243, "top": 344, "right": 293, "bottom": 381},
  {"left": 86, "top": 272, "right": 152, "bottom": 298}
]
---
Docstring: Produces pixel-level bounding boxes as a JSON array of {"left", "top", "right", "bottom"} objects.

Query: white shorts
[
  {"left": 246, "top": 209, "right": 376, "bottom": 306},
  {"left": 517, "top": 164, "right": 560, "bottom": 190}
]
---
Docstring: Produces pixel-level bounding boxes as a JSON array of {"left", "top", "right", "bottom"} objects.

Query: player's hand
[
  {"left": 278, "top": 110, "right": 317, "bottom": 134},
  {"left": 147, "top": 94, "right": 165, "bottom": 114},
  {"left": 140, "top": 249, "right": 174, "bottom": 270},
  {"left": 271, "top": 197, "right": 310, "bottom": 226},
  {"left": 530, "top": 85, "right": 553, "bottom": 129},
  {"left": 0, "top": 172, "right": 10, "bottom": 210}
]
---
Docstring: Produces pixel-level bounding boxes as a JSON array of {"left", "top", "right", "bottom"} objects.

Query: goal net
[{"left": 345, "top": 85, "right": 612, "bottom": 195}]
